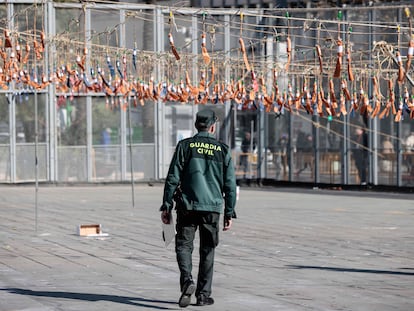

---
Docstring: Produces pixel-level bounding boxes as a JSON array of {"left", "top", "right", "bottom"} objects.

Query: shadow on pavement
[
  {"left": 1, "top": 288, "right": 177, "bottom": 310},
  {"left": 287, "top": 265, "right": 414, "bottom": 276}
]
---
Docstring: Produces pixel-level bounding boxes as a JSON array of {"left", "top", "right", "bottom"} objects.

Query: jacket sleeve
[
  {"left": 161, "top": 142, "right": 186, "bottom": 212},
  {"left": 223, "top": 151, "right": 237, "bottom": 218}
]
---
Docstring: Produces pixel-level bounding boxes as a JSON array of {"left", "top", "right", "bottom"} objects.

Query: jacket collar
[{"left": 195, "top": 131, "right": 215, "bottom": 139}]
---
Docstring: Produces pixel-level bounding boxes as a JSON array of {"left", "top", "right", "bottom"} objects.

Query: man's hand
[
  {"left": 161, "top": 210, "right": 171, "bottom": 224},
  {"left": 223, "top": 216, "right": 232, "bottom": 231}
]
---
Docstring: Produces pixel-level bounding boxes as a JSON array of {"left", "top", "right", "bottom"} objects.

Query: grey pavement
[{"left": 0, "top": 184, "right": 413, "bottom": 311}]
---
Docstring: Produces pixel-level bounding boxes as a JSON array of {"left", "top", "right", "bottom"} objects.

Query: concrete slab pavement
[{"left": 0, "top": 184, "right": 413, "bottom": 311}]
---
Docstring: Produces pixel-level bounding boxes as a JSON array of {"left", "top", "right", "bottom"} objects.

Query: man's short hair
[{"left": 195, "top": 109, "right": 218, "bottom": 130}]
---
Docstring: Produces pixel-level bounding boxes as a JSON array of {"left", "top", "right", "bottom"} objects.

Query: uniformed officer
[{"left": 160, "top": 108, "right": 237, "bottom": 308}]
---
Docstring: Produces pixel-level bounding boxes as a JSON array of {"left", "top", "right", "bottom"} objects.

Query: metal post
[
  {"left": 342, "top": 11, "right": 349, "bottom": 185},
  {"left": 223, "top": 13, "right": 236, "bottom": 178},
  {"left": 224, "top": 14, "right": 231, "bottom": 147},
  {"left": 343, "top": 100, "right": 350, "bottom": 185},
  {"left": 288, "top": 113, "right": 293, "bottom": 182},
  {"left": 86, "top": 96, "right": 93, "bottom": 181},
  {"left": 368, "top": 6, "right": 377, "bottom": 185},
  {"left": 31, "top": 3, "right": 39, "bottom": 233},
  {"left": 85, "top": 6, "right": 93, "bottom": 182},
  {"left": 8, "top": 93, "right": 16, "bottom": 183},
  {"left": 127, "top": 99, "right": 135, "bottom": 207},
  {"left": 119, "top": 9, "right": 127, "bottom": 182},
  {"left": 313, "top": 115, "right": 320, "bottom": 184},
  {"left": 249, "top": 120, "right": 254, "bottom": 179},
  {"left": 192, "top": 14, "right": 198, "bottom": 130},
  {"left": 264, "top": 35, "right": 273, "bottom": 179},
  {"left": 155, "top": 8, "right": 165, "bottom": 179},
  {"left": 397, "top": 121, "right": 403, "bottom": 186},
  {"left": 47, "top": 0, "right": 57, "bottom": 182},
  {"left": 34, "top": 89, "right": 39, "bottom": 233},
  {"left": 396, "top": 8, "right": 403, "bottom": 187}
]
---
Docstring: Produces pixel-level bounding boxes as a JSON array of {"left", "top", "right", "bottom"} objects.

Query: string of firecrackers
[
  {"left": 0, "top": 35, "right": 411, "bottom": 122},
  {"left": 0, "top": 28, "right": 48, "bottom": 90},
  {"left": 0, "top": 12, "right": 413, "bottom": 121}
]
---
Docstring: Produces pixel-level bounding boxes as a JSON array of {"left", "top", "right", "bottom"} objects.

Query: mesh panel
[
  {"left": 15, "top": 144, "right": 47, "bottom": 182},
  {"left": 57, "top": 146, "right": 87, "bottom": 182},
  {"left": 0, "top": 145, "right": 10, "bottom": 182}
]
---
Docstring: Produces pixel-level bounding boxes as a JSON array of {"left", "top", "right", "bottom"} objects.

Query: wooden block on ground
[{"left": 77, "top": 224, "right": 102, "bottom": 236}]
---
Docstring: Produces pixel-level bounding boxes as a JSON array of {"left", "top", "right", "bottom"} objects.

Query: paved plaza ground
[{"left": 0, "top": 183, "right": 413, "bottom": 311}]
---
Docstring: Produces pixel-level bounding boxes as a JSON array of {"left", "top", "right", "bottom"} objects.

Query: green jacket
[{"left": 162, "top": 131, "right": 237, "bottom": 218}]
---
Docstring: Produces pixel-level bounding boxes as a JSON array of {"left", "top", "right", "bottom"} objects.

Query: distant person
[
  {"left": 404, "top": 131, "right": 414, "bottom": 175},
  {"left": 101, "top": 128, "right": 112, "bottom": 161},
  {"left": 277, "top": 133, "right": 288, "bottom": 155},
  {"left": 296, "top": 131, "right": 313, "bottom": 176},
  {"left": 381, "top": 137, "right": 394, "bottom": 172},
  {"left": 405, "top": 131, "right": 414, "bottom": 151},
  {"left": 101, "top": 128, "right": 112, "bottom": 145},
  {"left": 382, "top": 137, "right": 394, "bottom": 154},
  {"left": 239, "top": 131, "right": 255, "bottom": 178},
  {"left": 274, "top": 133, "right": 289, "bottom": 179},
  {"left": 352, "top": 127, "right": 368, "bottom": 185}
]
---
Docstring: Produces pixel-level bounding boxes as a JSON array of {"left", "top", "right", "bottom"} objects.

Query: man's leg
[
  {"left": 176, "top": 211, "right": 197, "bottom": 307},
  {"left": 360, "top": 156, "right": 367, "bottom": 184},
  {"left": 196, "top": 212, "right": 220, "bottom": 298},
  {"left": 175, "top": 211, "right": 196, "bottom": 289}
]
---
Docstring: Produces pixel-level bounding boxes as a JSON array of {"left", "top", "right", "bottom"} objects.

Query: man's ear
[{"left": 209, "top": 123, "right": 216, "bottom": 134}]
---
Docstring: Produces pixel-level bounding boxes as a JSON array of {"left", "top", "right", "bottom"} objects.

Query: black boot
[{"left": 196, "top": 294, "right": 214, "bottom": 306}]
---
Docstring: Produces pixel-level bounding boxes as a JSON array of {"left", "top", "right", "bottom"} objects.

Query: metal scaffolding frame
[{"left": 0, "top": 1, "right": 413, "bottom": 188}]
